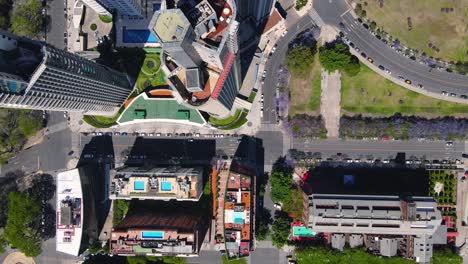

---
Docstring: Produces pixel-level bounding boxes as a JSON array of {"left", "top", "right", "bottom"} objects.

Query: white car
[
  {"left": 195, "top": 133, "right": 200, "bottom": 137},
  {"left": 156, "top": 133, "right": 161, "bottom": 137},
  {"left": 274, "top": 203, "right": 282, "bottom": 210},
  {"left": 281, "top": 30, "right": 288, "bottom": 37},
  {"left": 383, "top": 159, "right": 390, "bottom": 164}
]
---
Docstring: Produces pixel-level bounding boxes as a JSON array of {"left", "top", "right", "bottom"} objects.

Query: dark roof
[
  {"left": 116, "top": 212, "right": 201, "bottom": 232},
  {"left": 186, "top": 68, "right": 201, "bottom": 90},
  {"left": 303, "top": 167, "right": 428, "bottom": 196}
]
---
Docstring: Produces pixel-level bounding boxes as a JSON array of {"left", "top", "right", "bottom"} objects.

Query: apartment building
[
  {"left": 109, "top": 166, "right": 204, "bottom": 201},
  {"left": 306, "top": 194, "right": 447, "bottom": 263},
  {"left": 0, "top": 30, "right": 133, "bottom": 115},
  {"left": 149, "top": 0, "right": 242, "bottom": 118},
  {"left": 81, "top": 0, "right": 142, "bottom": 17}
]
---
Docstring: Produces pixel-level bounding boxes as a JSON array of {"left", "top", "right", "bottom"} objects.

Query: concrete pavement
[{"left": 320, "top": 70, "right": 341, "bottom": 138}]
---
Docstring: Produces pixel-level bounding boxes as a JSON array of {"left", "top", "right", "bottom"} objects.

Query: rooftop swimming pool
[
  {"left": 122, "top": 27, "right": 159, "bottom": 44},
  {"left": 141, "top": 231, "right": 163, "bottom": 239},
  {"left": 233, "top": 211, "right": 244, "bottom": 224},
  {"left": 161, "top": 181, "right": 172, "bottom": 191},
  {"left": 293, "top": 226, "right": 316, "bottom": 237},
  {"left": 134, "top": 181, "right": 145, "bottom": 191}
]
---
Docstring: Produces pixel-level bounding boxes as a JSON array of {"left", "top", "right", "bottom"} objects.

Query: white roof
[{"left": 56, "top": 169, "right": 83, "bottom": 256}]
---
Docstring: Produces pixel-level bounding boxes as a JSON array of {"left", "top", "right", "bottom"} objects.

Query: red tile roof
[{"left": 211, "top": 52, "right": 235, "bottom": 100}]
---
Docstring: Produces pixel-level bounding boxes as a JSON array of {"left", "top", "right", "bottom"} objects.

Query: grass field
[
  {"left": 288, "top": 52, "right": 321, "bottom": 116},
  {"left": 357, "top": 0, "right": 468, "bottom": 62},
  {"left": 341, "top": 63, "right": 468, "bottom": 116}
]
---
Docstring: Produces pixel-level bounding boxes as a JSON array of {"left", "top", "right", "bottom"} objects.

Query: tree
[
  {"left": 271, "top": 214, "right": 291, "bottom": 248},
  {"left": 88, "top": 241, "right": 102, "bottom": 254},
  {"left": 18, "top": 110, "right": 41, "bottom": 137},
  {"left": 4, "top": 192, "right": 42, "bottom": 257},
  {"left": 270, "top": 170, "right": 292, "bottom": 203},
  {"left": 11, "top": 0, "right": 42, "bottom": 38},
  {"left": 285, "top": 45, "right": 315, "bottom": 76},
  {"left": 319, "top": 42, "right": 360, "bottom": 76}
]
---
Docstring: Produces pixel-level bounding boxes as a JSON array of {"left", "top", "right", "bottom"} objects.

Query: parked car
[
  {"left": 441, "top": 91, "right": 448, "bottom": 96},
  {"left": 378, "top": 65, "right": 385, "bottom": 71},
  {"left": 446, "top": 141, "right": 453, "bottom": 146},
  {"left": 450, "top": 93, "right": 456, "bottom": 97},
  {"left": 281, "top": 30, "right": 288, "bottom": 37},
  {"left": 460, "top": 94, "right": 468, "bottom": 99},
  {"left": 417, "top": 84, "right": 424, "bottom": 89},
  {"left": 274, "top": 203, "right": 282, "bottom": 210},
  {"left": 405, "top": 79, "right": 412, "bottom": 84},
  {"left": 367, "top": 57, "right": 374, "bottom": 63}
]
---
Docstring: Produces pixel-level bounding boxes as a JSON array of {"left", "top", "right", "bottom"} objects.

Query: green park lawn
[
  {"left": 136, "top": 53, "right": 166, "bottom": 92},
  {"left": 341, "top": 63, "right": 468, "bottom": 116},
  {"left": 357, "top": 0, "right": 468, "bottom": 62},
  {"left": 288, "top": 52, "right": 321, "bottom": 117}
]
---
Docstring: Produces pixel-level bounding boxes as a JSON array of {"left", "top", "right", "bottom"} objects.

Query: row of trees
[
  {"left": 284, "top": 114, "right": 327, "bottom": 138},
  {"left": 340, "top": 114, "right": 468, "bottom": 140}
]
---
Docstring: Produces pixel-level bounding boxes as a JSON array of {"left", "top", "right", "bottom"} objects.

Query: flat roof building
[
  {"left": 110, "top": 207, "right": 206, "bottom": 257},
  {"left": 110, "top": 166, "right": 204, "bottom": 201},
  {"left": 306, "top": 194, "right": 447, "bottom": 263}
]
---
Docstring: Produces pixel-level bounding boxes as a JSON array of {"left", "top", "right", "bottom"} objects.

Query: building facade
[
  {"left": 306, "top": 194, "right": 447, "bottom": 263},
  {"left": 234, "top": 0, "right": 274, "bottom": 24},
  {"left": 109, "top": 166, "right": 204, "bottom": 201},
  {"left": 0, "top": 31, "right": 133, "bottom": 115},
  {"left": 82, "top": 0, "right": 142, "bottom": 17},
  {"left": 149, "top": 0, "right": 242, "bottom": 118}
]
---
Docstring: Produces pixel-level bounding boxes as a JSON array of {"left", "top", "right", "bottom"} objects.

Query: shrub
[{"left": 90, "top": 23, "right": 97, "bottom": 31}]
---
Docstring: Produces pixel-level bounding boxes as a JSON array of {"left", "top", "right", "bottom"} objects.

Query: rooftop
[
  {"left": 153, "top": 9, "right": 190, "bottom": 43},
  {"left": 110, "top": 166, "right": 204, "bottom": 201},
  {"left": 56, "top": 169, "right": 83, "bottom": 256},
  {"left": 117, "top": 93, "right": 206, "bottom": 126}
]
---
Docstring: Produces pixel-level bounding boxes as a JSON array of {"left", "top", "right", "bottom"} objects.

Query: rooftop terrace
[
  {"left": 110, "top": 166, "right": 204, "bottom": 201},
  {"left": 117, "top": 93, "right": 206, "bottom": 126}
]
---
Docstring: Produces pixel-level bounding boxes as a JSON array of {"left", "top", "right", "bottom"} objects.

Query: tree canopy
[
  {"left": 319, "top": 42, "right": 360, "bottom": 76},
  {"left": 11, "top": 0, "right": 42, "bottom": 38},
  {"left": 271, "top": 214, "right": 291, "bottom": 248},
  {"left": 285, "top": 45, "right": 315, "bottom": 76},
  {"left": 270, "top": 170, "right": 293, "bottom": 203},
  {"left": 4, "top": 192, "right": 42, "bottom": 256}
]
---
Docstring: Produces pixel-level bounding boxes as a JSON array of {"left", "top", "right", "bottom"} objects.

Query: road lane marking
[
  {"left": 341, "top": 13, "right": 468, "bottom": 88},
  {"left": 340, "top": 8, "right": 352, "bottom": 17}
]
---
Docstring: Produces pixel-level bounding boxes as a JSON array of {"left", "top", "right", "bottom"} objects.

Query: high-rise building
[
  {"left": 81, "top": 0, "right": 142, "bottom": 17},
  {"left": 0, "top": 31, "right": 133, "bottom": 115},
  {"left": 234, "top": 0, "right": 274, "bottom": 24},
  {"left": 149, "top": 0, "right": 242, "bottom": 118}
]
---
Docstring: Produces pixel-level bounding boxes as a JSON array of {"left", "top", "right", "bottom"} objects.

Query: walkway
[{"left": 320, "top": 70, "right": 341, "bottom": 139}]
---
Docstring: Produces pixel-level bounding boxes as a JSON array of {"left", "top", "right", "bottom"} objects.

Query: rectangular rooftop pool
[
  {"left": 141, "top": 231, "right": 163, "bottom": 239},
  {"left": 134, "top": 181, "right": 145, "bottom": 191},
  {"left": 122, "top": 27, "right": 158, "bottom": 43}
]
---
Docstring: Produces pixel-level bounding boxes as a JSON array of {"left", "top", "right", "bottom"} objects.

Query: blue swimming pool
[
  {"left": 233, "top": 211, "right": 244, "bottom": 224},
  {"left": 122, "top": 27, "right": 159, "bottom": 43},
  {"left": 141, "top": 231, "right": 164, "bottom": 239},
  {"left": 134, "top": 181, "right": 145, "bottom": 191},
  {"left": 161, "top": 181, "right": 172, "bottom": 191}
]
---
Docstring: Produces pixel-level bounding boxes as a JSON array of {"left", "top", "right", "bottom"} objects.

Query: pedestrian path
[
  {"left": 320, "top": 70, "right": 341, "bottom": 138},
  {"left": 308, "top": 8, "right": 325, "bottom": 27}
]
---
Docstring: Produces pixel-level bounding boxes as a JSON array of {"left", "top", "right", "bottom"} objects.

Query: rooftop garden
[
  {"left": 136, "top": 52, "right": 166, "bottom": 93},
  {"left": 428, "top": 170, "right": 457, "bottom": 206},
  {"left": 209, "top": 109, "right": 248, "bottom": 130}
]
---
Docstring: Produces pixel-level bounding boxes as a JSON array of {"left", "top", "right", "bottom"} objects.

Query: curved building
[{"left": 149, "top": 0, "right": 241, "bottom": 118}]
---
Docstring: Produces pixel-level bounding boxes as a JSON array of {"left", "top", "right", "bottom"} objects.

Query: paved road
[
  {"left": 313, "top": 0, "right": 468, "bottom": 99},
  {"left": 292, "top": 139, "right": 466, "bottom": 161},
  {"left": 263, "top": 16, "right": 318, "bottom": 124},
  {"left": 45, "top": 0, "right": 66, "bottom": 49}
]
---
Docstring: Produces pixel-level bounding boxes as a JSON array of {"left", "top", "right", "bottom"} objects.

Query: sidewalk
[{"left": 320, "top": 70, "right": 341, "bottom": 138}]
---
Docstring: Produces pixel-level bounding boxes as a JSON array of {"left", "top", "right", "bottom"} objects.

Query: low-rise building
[
  {"left": 110, "top": 210, "right": 206, "bottom": 257},
  {"left": 306, "top": 194, "right": 447, "bottom": 263},
  {"left": 224, "top": 170, "right": 254, "bottom": 258},
  {"left": 110, "top": 166, "right": 203, "bottom": 201}
]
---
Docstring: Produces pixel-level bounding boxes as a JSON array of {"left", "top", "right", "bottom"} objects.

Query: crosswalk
[{"left": 309, "top": 8, "right": 325, "bottom": 27}]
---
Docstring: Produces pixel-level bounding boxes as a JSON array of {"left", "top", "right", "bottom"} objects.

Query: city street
[
  {"left": 313, "top": 0, "right": 468, "bottom": 98},
  {"left": 293, "top": 139, "right": 467, "bottom": 161},
  {"left": 44, "top": 0, "right": 66, "bottom": 49}
]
